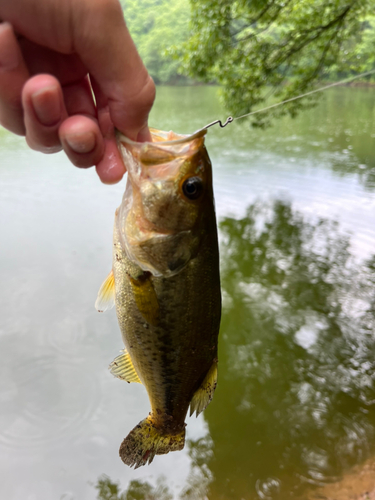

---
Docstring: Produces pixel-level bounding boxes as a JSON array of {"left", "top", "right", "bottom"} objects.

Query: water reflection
[
  {"left": 313, "top": 88, "right": 375, "bottom": 191},
  {"left": 328, "top": 128, "right": 375, "bottom": 191},
  {"left": 180, "top": 436, "right": 213, "bottom": 499},
  {"left": 93, "top": 436, "right": 214, "bottom": 499},
  {"left": 205, "top": 200, "right": 375, "bottom": 499},
  {"left": 95, "top": 475, "right": 172, "bottom": 500}
]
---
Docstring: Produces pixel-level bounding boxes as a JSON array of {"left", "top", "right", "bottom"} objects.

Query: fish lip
[{"left": 116, "top": 127, "right": 207, "bottom": 147}]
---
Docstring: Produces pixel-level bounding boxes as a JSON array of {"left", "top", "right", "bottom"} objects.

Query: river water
[{"left": 1, "top": 86, "right": 375, "bottom": 500}]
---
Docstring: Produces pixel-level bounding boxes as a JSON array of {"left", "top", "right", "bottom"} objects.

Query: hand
[{"left": 0, "top": 0, "right": 155, "bottom": 183}]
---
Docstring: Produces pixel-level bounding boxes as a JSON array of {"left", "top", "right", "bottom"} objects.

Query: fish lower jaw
[
  {"left": 125, "top": 229, "right": 175, "bottom": 248},
  {"left": 126, "top": 212, "right": 175, "bottom": 241}
]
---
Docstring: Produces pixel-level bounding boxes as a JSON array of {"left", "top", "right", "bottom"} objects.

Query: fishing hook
[{"left": 203, "top": 116, "right": 234, "bottom": 130}]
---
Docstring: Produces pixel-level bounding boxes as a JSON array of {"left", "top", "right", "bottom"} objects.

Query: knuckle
[
  {"left": 85, "top": 0, "right": 122, "bottom": 19},
  {"left": 119, "top": 75, "right": 156, "bottom": 121},
  {"left": 0, "top": 105, "right": 25, "bottom": 135},
  {"left": 69, "top": 154, "right": 95, "bottom": 169},
  {"left": 143, "top": 76, "right": 156, "bottom": 109}
]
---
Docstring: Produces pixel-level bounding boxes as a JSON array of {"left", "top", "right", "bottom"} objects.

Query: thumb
[{"left": 72, "top": 0, "right": 155, "bottom": 141}]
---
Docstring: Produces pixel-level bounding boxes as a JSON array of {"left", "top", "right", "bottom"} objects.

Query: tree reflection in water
[
  {"left": 95, "top": 475, "right": 172, "bottom": 500},
  {"left": 210, "top": 200, "right": 375, "bottom": 499},
  {"left": 95, "top": 201, "right": 375, "bottom": 499}
]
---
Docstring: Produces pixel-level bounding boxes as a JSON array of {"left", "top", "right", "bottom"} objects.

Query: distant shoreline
[
  {"left": 346, "top": 81, "right": 375, "bottom": 87},
  {"left": 155, "top": 80, "right": 375, "bottom": 87}
]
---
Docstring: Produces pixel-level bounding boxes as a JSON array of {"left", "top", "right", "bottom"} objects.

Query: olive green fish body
[
  {"left": 113, "top": 205, "right": 221, "bottom": 434},
  {"left": 97, "top": 128, "right": 221, "bottom": 468}
]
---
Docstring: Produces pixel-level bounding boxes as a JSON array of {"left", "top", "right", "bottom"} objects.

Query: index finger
[{"left": 72, "top": 0, "right": 155, "bottom": 142}]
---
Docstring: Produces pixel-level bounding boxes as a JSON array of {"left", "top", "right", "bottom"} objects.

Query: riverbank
[{"left": 300, "top": 456, "right": 375, "bottom": 500}]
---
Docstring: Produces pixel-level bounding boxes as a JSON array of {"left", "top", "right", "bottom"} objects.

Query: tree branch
[
  {"left": 230, "top": 0, "right": 293, "bottom": 44},
  {"left": 266, "top": 3, "right": 355, "bottom": 72}
]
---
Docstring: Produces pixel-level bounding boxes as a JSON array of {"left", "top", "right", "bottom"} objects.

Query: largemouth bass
[{"left": 95, "top": 128, "right": 221, "bottom": 468}]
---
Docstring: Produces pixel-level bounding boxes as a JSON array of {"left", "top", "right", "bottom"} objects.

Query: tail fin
[{"left": 119, "top": 417, "right": 185, "bottom": 468}]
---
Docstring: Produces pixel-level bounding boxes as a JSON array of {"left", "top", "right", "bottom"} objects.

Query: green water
[{"left": 1, "top": 86, "right": 375, "bottom": 500}]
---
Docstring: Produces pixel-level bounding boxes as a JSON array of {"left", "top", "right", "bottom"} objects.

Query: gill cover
[{"left": 117, "top": 129, "right": 211, "bottom": 277}]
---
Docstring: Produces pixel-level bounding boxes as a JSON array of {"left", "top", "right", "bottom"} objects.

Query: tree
[
  {"left": 180, "top": 0, "right": 374, "bottom": 126},
  {"left": 122, "top": 0, "right": 190, "bottom": 84}
]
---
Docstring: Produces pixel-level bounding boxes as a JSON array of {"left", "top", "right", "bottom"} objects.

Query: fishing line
[{"left": 202, "top": 68, "right": 375, "bottom": 131}]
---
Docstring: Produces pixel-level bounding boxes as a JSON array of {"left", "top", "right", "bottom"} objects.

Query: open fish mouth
[
  {"left": 117, "top": 127, "right": 207, "bottom": 147},
  {"left": 117, "top": 128, "right": 207, "bottom": 181}
]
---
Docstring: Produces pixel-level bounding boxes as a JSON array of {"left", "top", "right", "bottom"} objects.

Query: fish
[{"left": 95, "top": 128, "right": 221, "bottom": 468}]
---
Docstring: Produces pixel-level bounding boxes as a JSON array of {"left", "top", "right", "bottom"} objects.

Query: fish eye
[{"left": 182, "top": 177, "right": 203, "bottom": 200}]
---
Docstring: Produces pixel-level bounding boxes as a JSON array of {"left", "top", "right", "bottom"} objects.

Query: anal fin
[
  {"left": 95, "top": 270, "right": 115, "bottom": 312},
  {"left": 190, "top": 360, "right": 218, "bottom": 417},
  {"left": 109, "top": 349, "right": 142, "bottom": 384}
]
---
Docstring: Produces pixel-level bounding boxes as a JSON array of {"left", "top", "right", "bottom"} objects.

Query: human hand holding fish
[{"left": 0, "top": 0, "right": 155, "bottom": 184}]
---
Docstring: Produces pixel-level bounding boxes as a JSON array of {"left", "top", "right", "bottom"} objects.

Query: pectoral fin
[
  {"left": 109, "top": 349, "right": 142, "bottom": 384},
  {"left": 128, "top": 272, "right": 160, "bottom": 326},
  {"left": 95, "top": 270, "right": 115, "bottom": 312},
  {"left": 190, "top": 360, "right": 218, "bottom": 417}
]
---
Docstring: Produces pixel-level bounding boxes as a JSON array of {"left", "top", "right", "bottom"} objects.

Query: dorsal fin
[
  {"left": 109, "top": 350, "right": 142, "bottom": 384},
  {"left": 95, "top": 270, "right": 115, "bottom": 312}
]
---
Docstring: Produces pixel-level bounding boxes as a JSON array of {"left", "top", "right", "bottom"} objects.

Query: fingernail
[
  {"left": 31, "top": 86, "right": 61, "bottom": 126},
  {"left": 65, "top": 131, "right": 96, "bottom": 154},
  {"left": 0, "top": 23, "right": 19, "bottom": 71}
]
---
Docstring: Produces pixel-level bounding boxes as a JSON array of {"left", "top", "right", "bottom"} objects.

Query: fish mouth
[
  {"left": 117, "top": 127, "right": 207, "bottom": 147},
  {"left": 116, "top": 127, "right": 209, "bottom": 182},
  {"left": 116, "top": 128, "right": 208, "bottom": 178}
]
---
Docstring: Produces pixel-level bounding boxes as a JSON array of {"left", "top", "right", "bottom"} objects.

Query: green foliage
[
  {"left": 95, "top": 475, "right": 172, "bottom": 500},
  {"left": 121, "top": 0, "right": 191, "bottom": 84},
  {"left": 95, "top": 475, "right": 126, "bottom": 500},
  {"left": 180, "top": 0, "right": 375, "bottom": 126},
  {"left": 350, "top": 15, "right": 375, "bottom": 71}
]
